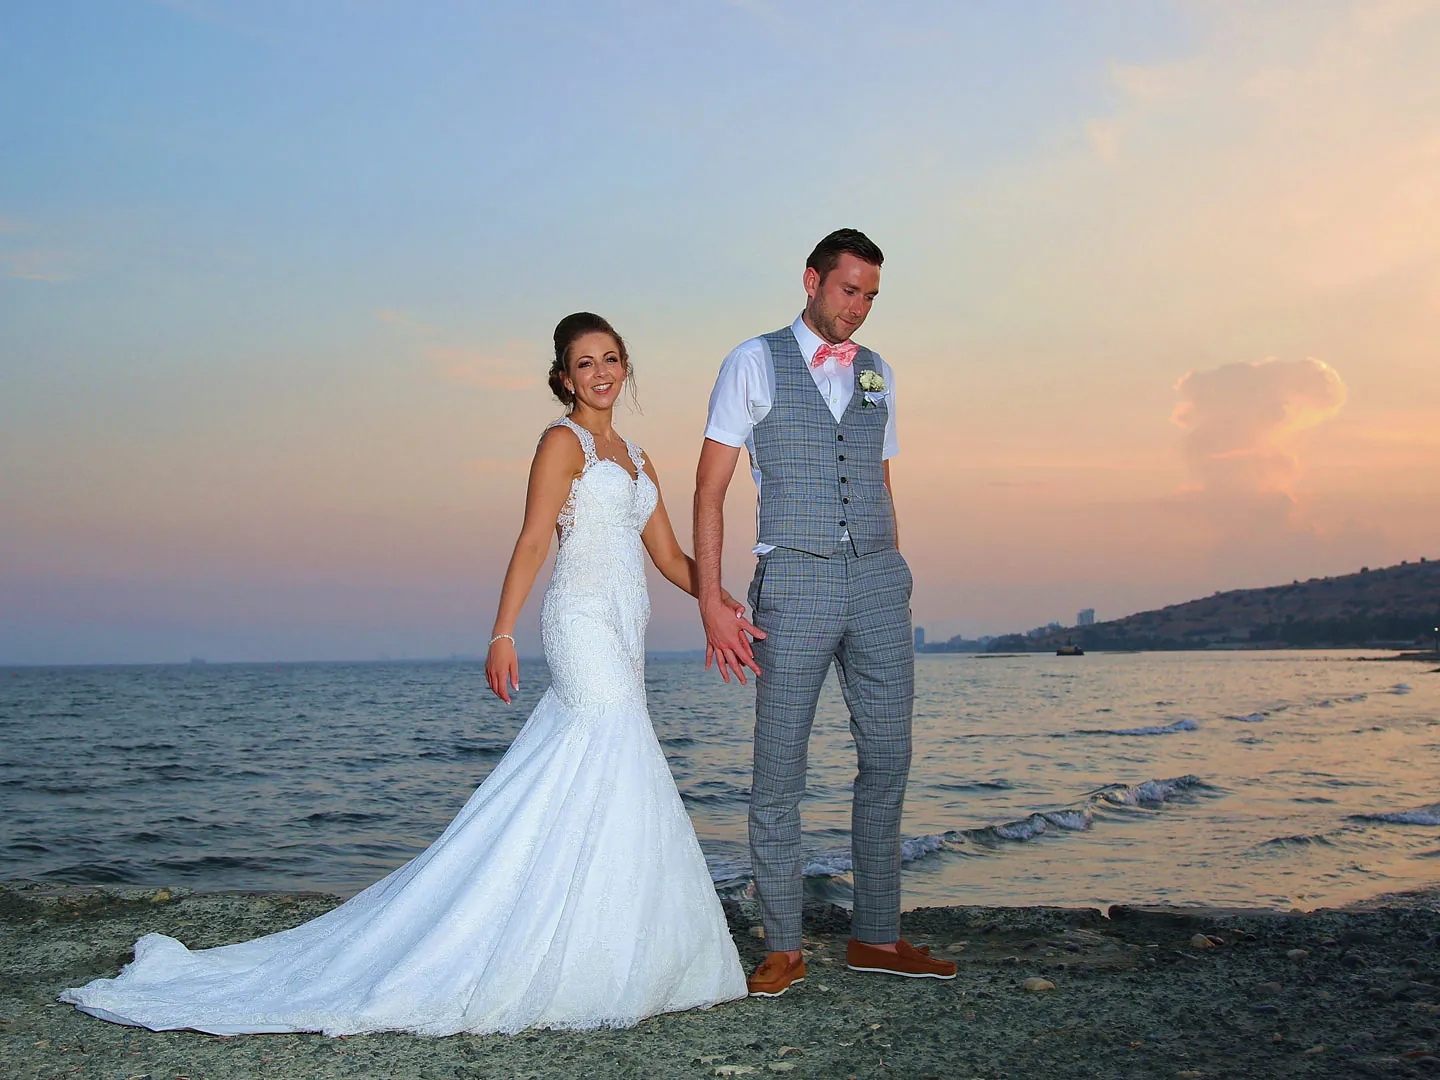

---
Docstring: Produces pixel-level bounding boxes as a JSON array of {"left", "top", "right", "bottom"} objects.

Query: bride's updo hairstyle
[{"left": 550, "top": 312, "right": 633, "bottom": 410}]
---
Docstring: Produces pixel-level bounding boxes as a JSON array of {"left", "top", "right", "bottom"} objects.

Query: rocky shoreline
[{"left": 4, "top": 880, "right": 1440, "bottom": 1079}]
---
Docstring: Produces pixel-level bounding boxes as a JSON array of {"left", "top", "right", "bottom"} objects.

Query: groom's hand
[{"left": 701, "top": 593, "right": 765, "bottom": 684}]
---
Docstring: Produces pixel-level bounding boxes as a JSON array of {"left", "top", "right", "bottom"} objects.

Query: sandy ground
[{"left": 4, "top": 880, "right": 1440, "bottom": 1079}]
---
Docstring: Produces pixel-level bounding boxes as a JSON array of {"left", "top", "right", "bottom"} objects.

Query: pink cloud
[
  {"left": 1172, "top": 357, "right": 1347, "bottom": 500},
  {"left": 428, "top": 345, "right": 538, "bottom": 392},
  {"left": 1, "top": 250, "right": 70, "bottom": 282}
]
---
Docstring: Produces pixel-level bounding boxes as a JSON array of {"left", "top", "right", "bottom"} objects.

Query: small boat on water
[{"left": 1056, "top": 643, "right": 1084, "bottom": 656}]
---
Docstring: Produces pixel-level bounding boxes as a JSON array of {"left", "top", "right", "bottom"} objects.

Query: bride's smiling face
[{"left": 563, "top": 331, "right": 627, "bottom": 411}]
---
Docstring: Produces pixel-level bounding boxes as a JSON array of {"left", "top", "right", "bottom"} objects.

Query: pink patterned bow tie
[{"left": 811, "top": 340, "right": 858, "bottom": 368}]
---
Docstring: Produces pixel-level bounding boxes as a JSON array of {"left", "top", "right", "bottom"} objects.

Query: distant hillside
[{"left": 1010, "top": 558, "right": 1440, "bottom": 652}]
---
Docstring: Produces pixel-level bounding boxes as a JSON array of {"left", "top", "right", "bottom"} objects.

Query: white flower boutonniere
[{"left": 858, "top": 369, "right": 887, "bottom": 407}]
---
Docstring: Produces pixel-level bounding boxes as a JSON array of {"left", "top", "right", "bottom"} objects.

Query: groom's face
[{"left": 803, "top": 253, "right": 881, "bottom": 345}]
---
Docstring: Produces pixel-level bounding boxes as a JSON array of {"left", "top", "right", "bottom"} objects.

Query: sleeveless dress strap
[
  {"left": 547, "top": 416, "right": 599, "bottom": 469},
  {"left": 624, "top": 438, "right": 646, "bottom": 475}
]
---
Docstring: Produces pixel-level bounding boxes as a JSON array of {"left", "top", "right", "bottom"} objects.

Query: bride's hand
[
  {"left": 719, "top": 589, "right": 749, "bottom": 621},
  {"left": 486, "top": 638, "right": 520, "bottom": 704},
  {"left": 703, "top": 590, "right": 766, "bottom": 684}
]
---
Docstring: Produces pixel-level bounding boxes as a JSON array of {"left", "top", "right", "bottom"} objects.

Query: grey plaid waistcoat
[{"left": 752, "top": 328, "right": 895, "bottom": 557}]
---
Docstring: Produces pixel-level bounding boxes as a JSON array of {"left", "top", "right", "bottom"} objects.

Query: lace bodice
[
  {"left": 545, "top": 416, "right": 657, "bottom": 544},
  {"left": 540, "top": 417, "right": 657, "bottom": 709}
]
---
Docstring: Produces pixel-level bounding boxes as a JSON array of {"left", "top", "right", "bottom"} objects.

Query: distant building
[
  {"left": 914, "top": 627, "right": 926, "bottom": 649},
  {"left": 1047, "top": 621, "right": 1062, "bottom": 632},
  {"left": 1077, "top": 608, "right": 1096, "bottom": 626}
]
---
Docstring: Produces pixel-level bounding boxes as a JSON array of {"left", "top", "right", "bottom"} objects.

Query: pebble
[
  {"left": 945, "top": 942, "right": 967, "bottom": 954},
  {"left": 1176, "top": 1071, "right": 1204, "bottom": 1078},
  {"left": 1022, "top": 977, "right": 1056, "bottom": 992},
  {"left": 1190, "top": 935, "right": 1216, "bottom": 949},
  {"left": 1398, "top": 982, "right": 1440, "bottom": 1000},
  {"left": 1301, "top": 1044, "right": 1326, "bottom": 1055},
  {"left": 767, "top": 1065, "right": 795, "bottom": 1073},
  {"left": 150, "top": 888, "right": 172, "bottom": 904},
  {"left": 777, "top": 1047, "right": 803, "bottom": 1058},
  {"left": 715, "top": 1067, "right": 756, "bottom": 1077},
  {"left": 1286, "top": 949, "right": 1310, "bottom": 960}
]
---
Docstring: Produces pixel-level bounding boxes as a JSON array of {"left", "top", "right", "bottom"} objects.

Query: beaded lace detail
[{"left": 546, "top": 416, "right": 653, "bottom": 547}]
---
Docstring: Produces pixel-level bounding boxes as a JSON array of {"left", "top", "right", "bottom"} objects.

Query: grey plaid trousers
[{"left": 747, "top": 545, "right": 915, "bottom": 951}]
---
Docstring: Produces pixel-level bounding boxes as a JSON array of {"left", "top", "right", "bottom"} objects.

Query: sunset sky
[{"left": 3, "top": 1, "right": 1438, "bottom": 664}]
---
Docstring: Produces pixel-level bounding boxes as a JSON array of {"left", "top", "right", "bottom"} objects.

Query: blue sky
[{"left": 3, "top": 1, "right": 1437, "bottom": 663}]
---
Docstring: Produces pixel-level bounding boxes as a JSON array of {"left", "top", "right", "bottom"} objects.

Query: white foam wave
[
  {"left": 708, "top": 775, "right": 1209, "bottom": 885},
  {"left": 1078, "top": 718, "right": 1200, "bottom": 736},
  {"left": 1094, "top": 775, "right": 1209, "bottom": 808},
  {"left": 1354, "top": 802, "right": 1440, "bottom": 827}
]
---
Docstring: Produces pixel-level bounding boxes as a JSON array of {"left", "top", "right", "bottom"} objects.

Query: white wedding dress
[{"left": 60, "top": 417, "right": 747, "bottom": 1035}]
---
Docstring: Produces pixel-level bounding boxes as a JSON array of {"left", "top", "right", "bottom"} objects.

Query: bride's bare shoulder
[{"left": 532, "top": 422, "right": 585, "bottom": 474}]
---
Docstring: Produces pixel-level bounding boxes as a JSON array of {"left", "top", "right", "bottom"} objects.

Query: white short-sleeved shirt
[{"left": 704, "top": 314, "right": 899, "bottom": 555}]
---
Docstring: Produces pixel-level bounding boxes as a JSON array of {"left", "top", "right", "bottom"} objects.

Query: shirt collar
[{"left": 791, "top": 313, "right": 828, "bottom": 366}]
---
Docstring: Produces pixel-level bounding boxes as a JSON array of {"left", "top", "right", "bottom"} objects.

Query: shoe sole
[
  {"left": 748, "top": 976, "right": 804, "bottom": 997},
  {"left": 846, "top": 964, "right": 957, "bottom": 980}
]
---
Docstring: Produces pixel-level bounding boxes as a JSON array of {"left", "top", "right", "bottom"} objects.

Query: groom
[{"left": 694, "top": 229, "right": 956, "bottom": 996}]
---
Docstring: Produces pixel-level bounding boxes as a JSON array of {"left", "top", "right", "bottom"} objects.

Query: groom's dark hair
[{"left": 807, "top": 229, "right": 884, "bottom": 283}]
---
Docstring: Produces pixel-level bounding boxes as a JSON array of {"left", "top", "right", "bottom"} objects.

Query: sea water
[{"left": 2, "top": 651, "right": 1437, "bottom": 911}]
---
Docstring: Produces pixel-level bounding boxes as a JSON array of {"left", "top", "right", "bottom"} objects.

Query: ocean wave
[
  {"left": 1255, "top": 833, "right": 1337, "bottom": 849},
  {"left": 302, "top": 811, "right": 382, "bottom": 825},
  {"left": 709, "top": 774, "right": 1210, "bottom": 886},
  {"left": 679, "top": 781, "right": 749, "bottom": 807},
  {"left": 1227, "top": 712, "right": 1267, "bottom": 723},
  {"left": 1074, "top": 718, "right": 1200, "bottom": 736},
  {"left": 418, "top": 741, "right": 509, "bottom": 760},
  {"left": 931, "top": 778, "right": 1016, "bottom": 792},
  {"left": 1351, "top": 802, "right": 1440, "bottom": 827},
  {"left": 1092, "top": 775, "right": 1210, "bottom": 808},
  {"left": 1389, "top": 684, "right": 1413, "bottom": 695}
]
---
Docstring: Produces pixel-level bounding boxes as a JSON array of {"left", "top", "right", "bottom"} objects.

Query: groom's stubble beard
[{"left": 806, "top": 294, "right": 866, "bottom": 345}]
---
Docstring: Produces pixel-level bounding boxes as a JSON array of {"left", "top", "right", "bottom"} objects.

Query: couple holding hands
[{"left": 61, "top": 228, "right": 955, "bottom": 1037}]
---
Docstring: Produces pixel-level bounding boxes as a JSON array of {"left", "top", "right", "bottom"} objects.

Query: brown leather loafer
[
  {"left": 747, "top": 951, "right": 807, "bottom": 997},
  {"left": 846, "top": 938, "right": 957, "bottom": 979}
]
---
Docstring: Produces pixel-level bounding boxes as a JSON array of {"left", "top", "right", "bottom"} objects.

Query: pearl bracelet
[{"left": 489, "top": 633, "right": 516, "bottom": 647}]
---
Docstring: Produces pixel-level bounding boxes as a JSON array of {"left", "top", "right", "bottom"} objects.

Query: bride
[{"left": 60, "top": 312, "right": 752, "bottom": 1035}]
